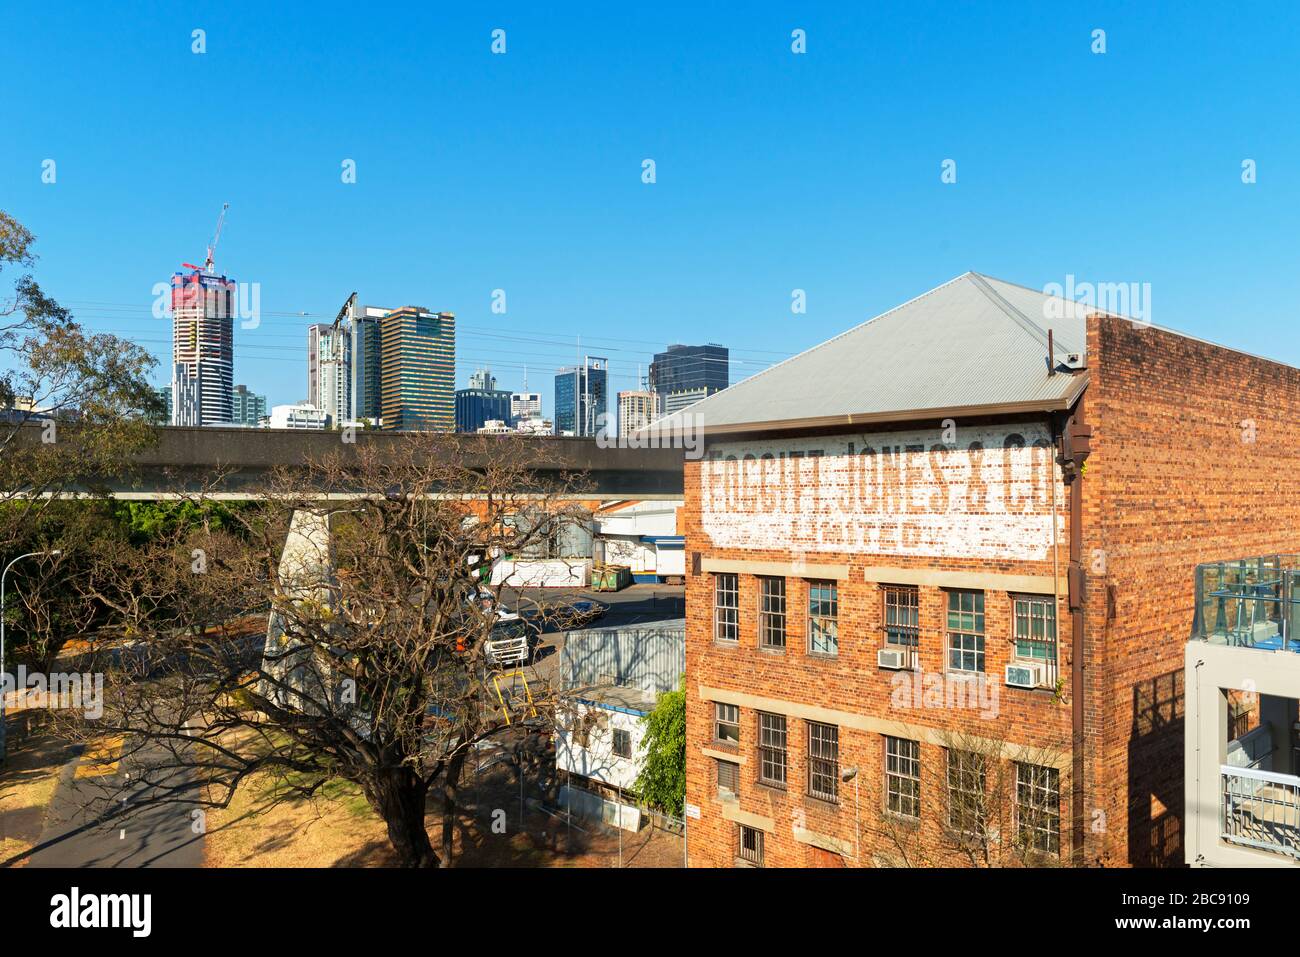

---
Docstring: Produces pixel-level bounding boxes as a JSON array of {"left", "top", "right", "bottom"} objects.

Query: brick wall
[
  {"left": 683, "top": 422, "right": 1077, "bottom": 867},
  {"left": 1084, "top": 314, "right": 1300, "bottom": 866}
]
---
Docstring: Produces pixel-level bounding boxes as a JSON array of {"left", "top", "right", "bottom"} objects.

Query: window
[
  {"left": 759, "top": 576, "right": 787, "bottom": 649},
  {"left": 758, "top": 712, "right": 787, "bottom": 787},
  {"left": 1016, "top": 763, "right": 1060, "bottom": 855},
  {"left": 714, "top": 573, "right": 739, "bottom": 643},
  {"left": 885, "top": 736, "right": 920, "bottom": 819},
  {"left": 717, "top": 759, "right": 739, "bottom": 799},
  {"left": 612, "top": 728, "right": 632, "bottom": 759},
  {"left": 883, "top": 585, "right": 920, "bottom": 667},
  {"left": 1012, "top": 594, "right": 1057, "bottom": 675},
  {"left": 946, "top": 590, "right": 986, "bottom": 673},
  {"left": 946, "top": 749, "right": 987, "bottom": 834},
  {"left": 738, "top": 825, "right": 764, "bottom": 866},
  {"left": 808, "top": 580, "right": 839, "bottom": 655},
  {"left": 807, "top": 722, "right": 839, "bottom": 802},
  {"left": 714, "top": 702, "right": 740, "bottom": 746}
]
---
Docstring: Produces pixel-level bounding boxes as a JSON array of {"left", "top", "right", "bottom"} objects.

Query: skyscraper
[
  {"left": 170, "top": 270, "right": 235, "bottom": 426},
  {"left": 308, "top": 323, "right": 350, "bottom": 426},
  {"left": 648, "top": 342, "right": 729, "bottom": 416},
  {"left": 455, "top": 367, "right": 512, "bottom": 433},
  {"left": 553, "top": 356, "right": 607, "bottom": 436},
  {"left": 379, "top": 307, "right": 455, "bottom": 431},
  {"left": 346, "top": 305, "right": 384, "bottom": 424}
]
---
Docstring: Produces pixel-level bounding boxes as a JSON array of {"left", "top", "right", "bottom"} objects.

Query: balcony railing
[
  {"left": 1192, "top": 555, "right": 1300, "bottom": 653},
  {"left": 1221, "top": 764, "right": 1300, "bottom": 861}
]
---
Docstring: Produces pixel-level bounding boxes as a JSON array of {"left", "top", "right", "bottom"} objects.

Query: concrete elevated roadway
[{"left": 15, "top": 425, "right": 686, "bottom": 501}]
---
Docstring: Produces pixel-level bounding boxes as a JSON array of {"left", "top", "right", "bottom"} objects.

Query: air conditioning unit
[
  {"left": 878, "top": 648, "right": 908, "bottom": 670},
  {"left": 1005, "top": 662, "right": 1046, "bottom": 689},
  {"left": 1062, "top": 352, "right": 1086, "bottom": 370}
]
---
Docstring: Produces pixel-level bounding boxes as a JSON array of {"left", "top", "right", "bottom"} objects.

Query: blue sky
[{"left": 3, "top": 1, "right": 1298, "bottom": 410}]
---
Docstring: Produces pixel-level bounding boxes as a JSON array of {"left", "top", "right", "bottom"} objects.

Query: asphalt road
[{"left": 24, "top": 735, "right": 204, "bottom": 868}]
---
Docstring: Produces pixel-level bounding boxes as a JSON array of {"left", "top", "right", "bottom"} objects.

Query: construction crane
[
  {"left": 202, "top": 202, "right": 230, "bottom": 275},
  {"left": 331, "top": 292, "right": 358, "bottom": 331}
]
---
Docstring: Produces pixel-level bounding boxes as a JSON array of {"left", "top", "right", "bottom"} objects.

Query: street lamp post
[{"left": 1, "top": 549, "right": 61, "bottom": 767}]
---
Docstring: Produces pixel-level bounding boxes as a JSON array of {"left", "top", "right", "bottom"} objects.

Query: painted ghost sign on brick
[{"left": 699, "top": 426, "right": 1063, "bottom": 561}]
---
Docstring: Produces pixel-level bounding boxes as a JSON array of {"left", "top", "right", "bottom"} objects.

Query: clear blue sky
[{"left": 3, "top": 1, "right": 1298, "bottom": 410}]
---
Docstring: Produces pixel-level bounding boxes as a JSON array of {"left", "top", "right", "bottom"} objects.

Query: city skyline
[{"left": 6, "top": 5, "right": 1297, "bottom": 412}]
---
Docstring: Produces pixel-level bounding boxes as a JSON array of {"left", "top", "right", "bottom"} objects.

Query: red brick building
[{"left": 669, "top": 273, "right": 1300, "bottom": 867}]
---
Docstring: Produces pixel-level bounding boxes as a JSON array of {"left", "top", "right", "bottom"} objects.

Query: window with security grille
[
  {"left": 883, "top": 585, "right": 920, "bottom": 666},
  {"left": 885, "top": 736, "right": 920, "bottom": 819},
  {"left": 1013, "top": 594, "right": 1057, "bottom": 673},
  {"left": 759, "top": 576, "right": 787, "bottom": 649},
  {"left": 738, "top": 825, "right": 764, "bottom": 866},
  {"left": 758, "top": 712, "right": 787, "bottom": 787},
  {"left": 808, "top": 580, "right": 839, "bottom": 655},
  {"left": 717, "top": 759, "right": 739, "bottom": 799},
  {"left": 807, "top": 722, "right": 839, "bottom": 802},
  {"left": 946, "top": 749, "right": 987, "bottom": 833},
  {"left": 612, "top": 728, "right": 632, "bottom": 759},
  {"left": 946, "top": 590, "right": 985, "bottom": 673},
  {"left": 715, "top": 702, "right": 740, "bottom": 745},
  {"left": 714, "top": 573, "right": 739, "bottom": 643},
  {"left": 1016, "top": 763, "right": 1060, "bottom": 855}
]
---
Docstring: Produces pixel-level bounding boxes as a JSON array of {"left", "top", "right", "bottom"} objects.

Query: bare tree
[
  {"left": 57, "top": 433, "right": 594, "bottom": 867},
  {"left": 870, "top": 726, "right": 1070, "bottom": 868}
]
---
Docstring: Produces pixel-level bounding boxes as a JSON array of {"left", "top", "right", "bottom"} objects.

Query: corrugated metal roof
[
  {"left": 658, "top": 272, "right": 1095, "bottom": 434},
  {"left": 560, "top": 620, "right": 685, "bottom": 697}
]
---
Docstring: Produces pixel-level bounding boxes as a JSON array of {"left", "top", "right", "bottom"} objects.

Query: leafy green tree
[
  {"left": 636, "top": 677, "right": 686, "bottom": 816},
  {"left": 113, "top": 500, "right": 241, "bottom": 543},
  {"left": 0, "top": 209, "right": 162, "bottom": 552}
]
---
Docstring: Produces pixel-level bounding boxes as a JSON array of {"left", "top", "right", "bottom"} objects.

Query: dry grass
[
  {"left": 202, "top": 726, "right": 396, "bottom": 867},
  {"left": 204, "top": 771, "right": 397, "bottom": 867},
  {"left": 0, "top": 713, "right": 83, "bottom": 865},
  {"left": 199, "top": 728, "right": 683, "bottom": 868}
]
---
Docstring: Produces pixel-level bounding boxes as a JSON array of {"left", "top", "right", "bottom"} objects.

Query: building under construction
[{"left": 171, "top": 205, "right": 235, "bottom": 426}]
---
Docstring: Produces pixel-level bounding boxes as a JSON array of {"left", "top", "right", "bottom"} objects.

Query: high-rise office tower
[
  {"left": 170, "top": 270, "right": 235, "bottom": 426},
  {"left": 455, "top": 367, "right": 512, "bottom": 433},
  {"left": 231, "top": 384, "right": 268, "bottom": 427},
  {"left": 553, "top": 356, "right": 607, "bottom": 436},
  {"left": 648, "top": 342, "right": 729, "bottom": 416},
  {"left": 341, "top": 304, "right": 386, "bottom": 425},
  {"left": 379, "top": 307, "right": 456, "bottom": 431}
]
